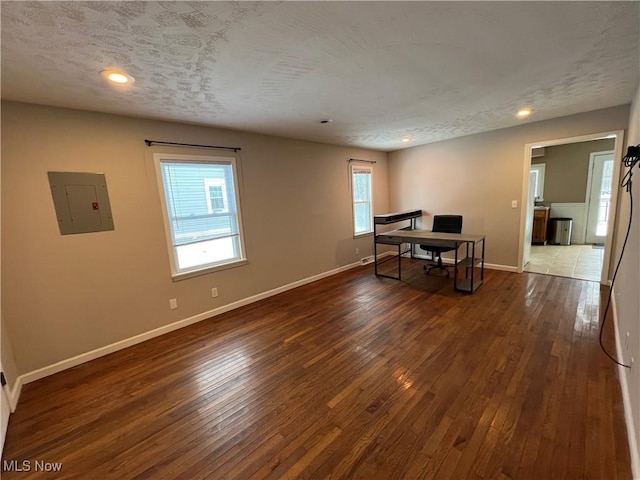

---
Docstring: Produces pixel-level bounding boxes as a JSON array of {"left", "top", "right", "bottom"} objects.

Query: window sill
[
  {"left": 354, "top": 232, "right": 373, "bottom": 239},
  {"left": 171, "top": 258, "right": 248, "bottom": 281}
]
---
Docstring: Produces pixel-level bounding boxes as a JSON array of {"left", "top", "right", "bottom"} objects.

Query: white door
[
  {"left": 585, "top": 151, "right": 614, "bottom": 244},
  {"left": 1, "top": 361, "right": 10, "bottom": 454}
]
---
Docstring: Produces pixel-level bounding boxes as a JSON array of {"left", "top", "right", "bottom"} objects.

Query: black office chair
[{"left": 420, "top": 215, "right": 463, "bottom": 277}]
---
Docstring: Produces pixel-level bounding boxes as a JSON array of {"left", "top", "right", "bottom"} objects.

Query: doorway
[{"left": 519, "top": 131, "right": 624, "bottom": 284}]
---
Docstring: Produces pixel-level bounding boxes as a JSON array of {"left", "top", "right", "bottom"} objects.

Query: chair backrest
[{"left": 432, "top": 215, "right": 463, "bottom": 234}]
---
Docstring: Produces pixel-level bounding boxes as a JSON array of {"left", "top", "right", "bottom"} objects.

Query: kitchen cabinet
[{"left": 532, "top": 208, "right": 550, "bottom": 244}]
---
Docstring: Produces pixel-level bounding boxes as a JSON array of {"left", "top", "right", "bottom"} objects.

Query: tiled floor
[{"left": 524, "top": 244, "right": 604, "bottom": 282}]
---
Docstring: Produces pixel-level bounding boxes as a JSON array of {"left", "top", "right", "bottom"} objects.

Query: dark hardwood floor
[{"left": 2, "top": 260, "right": 632, "bottom": 479}]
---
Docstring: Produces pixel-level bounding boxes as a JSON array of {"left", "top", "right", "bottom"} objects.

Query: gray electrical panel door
[{"left": 48, "top": 172, "right": 115, "bottom": 235}]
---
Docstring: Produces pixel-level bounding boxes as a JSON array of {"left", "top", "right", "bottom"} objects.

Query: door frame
[
  {"left": 518, "top": 130, "right": 625, "bottom": 284},
  {"left": 1, "top": 361, "right": 9, "bottom": 454}
]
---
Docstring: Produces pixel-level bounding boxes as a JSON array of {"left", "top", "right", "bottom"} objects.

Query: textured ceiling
[{"left": 1, "top": 1, "right": 639, "bottom": 151}]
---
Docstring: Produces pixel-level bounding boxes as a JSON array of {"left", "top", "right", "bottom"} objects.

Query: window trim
[
  {"left": 350, "top": 163, "right": 374, "bottom": 237},
  {"left": 204, "top": 179, "right": 229, "bottom": 214},
  {"left": 154, "top": 153, "right": 247, "bottom": 280}
]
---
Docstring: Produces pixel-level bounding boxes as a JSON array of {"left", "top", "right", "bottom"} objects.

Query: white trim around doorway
[{"left": 518, "top": 130, "right": 625, "bottom": 285}]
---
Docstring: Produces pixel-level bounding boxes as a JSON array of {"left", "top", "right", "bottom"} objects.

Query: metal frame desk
[
  {"left": 373, "top": 209, "right": 422, "bottom": 279},
  {"left": 373, "top": 211, "right": 485, "bottom": 294}
]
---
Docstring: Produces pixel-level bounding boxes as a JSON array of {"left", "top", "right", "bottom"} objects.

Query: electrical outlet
[
  {"left": 511, "top": 200, "right": 518, "bottom": 208},
  {"left": 169, "top": 298, "right": 178, "bottom": 310},
  {"left": 355, "top": 248, "right": 359, "bottom": 255},
  {"left": 211, "top": 288, "right": 218, "bottom": 298}
]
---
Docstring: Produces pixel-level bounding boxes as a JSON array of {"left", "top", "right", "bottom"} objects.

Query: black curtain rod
[
  {"left": 348, "top": 158, "right": 376, "bottom": 164},
  {"left": 144, "top": 139, "right": 241, "bottom": 152}
]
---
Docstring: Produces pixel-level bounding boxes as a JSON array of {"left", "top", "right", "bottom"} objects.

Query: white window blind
[
  {"left": 351, "top": 164, "right": 373, "bottom": 235},
  {"left": 156, "top": 155, "right": 246, "bottom": 277}
]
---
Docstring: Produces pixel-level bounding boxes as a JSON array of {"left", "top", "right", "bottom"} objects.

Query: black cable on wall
[{"left": 599, "top": 144, "right": 640, "bottom": 368}]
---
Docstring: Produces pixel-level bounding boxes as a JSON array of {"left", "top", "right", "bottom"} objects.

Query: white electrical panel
[{"left": 48, "top": 172, "right": 115, "bottom": 235}]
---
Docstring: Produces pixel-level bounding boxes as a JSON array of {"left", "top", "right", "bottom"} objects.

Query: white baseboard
[
  {"left": 612, "top": 288, "right": 640, "bottom": 480},
  {"left": 18, "top": 259, "right": 369, "bottom": 388},
  {"left": 484, "top": 263, "right": 518, "bottom": 273},
  {"left": 11, "top": 253, "right": 517, "bottom": 407},
  {"left": 408, "top": 253, "right": 517, "bottom": 273}
]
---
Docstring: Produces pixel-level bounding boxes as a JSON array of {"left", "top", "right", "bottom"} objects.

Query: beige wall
[
  {"left": 614, "top": 84, "right": 640, "bottom": 470},
  {"left": 1, "top": 101, "right": 388, "bottom": 375},
  {"left": 532, "top": 138, "right": 615, "bottom": 204},
  {"left": 387, "top": 105, "right": 630, "bottom": 268}
]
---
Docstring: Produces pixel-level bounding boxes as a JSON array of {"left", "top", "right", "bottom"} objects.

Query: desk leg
[
  {"left": 373, "top": 230, "right": 378, "bottom": 276},
  {"left": 470, "top": 241, "right": 475, "bottom": 291},
  {"left": 410, "top": 218, "right": 416, "bottom": 258},
  {"left": 454, "top": 243, "right": 459, "bottom": 290},
  {"left": 481, "top": 239, "right": 485, "bottom": 280},
  {"left": 465, "top": 242, "right": 470, "bottom": 284}
]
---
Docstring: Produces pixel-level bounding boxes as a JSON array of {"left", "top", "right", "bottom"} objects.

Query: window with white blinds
[
  {"left": 155, "top": 154, "right": 246, "bottom": 278},
  {"left": 351, "top": 164, "right": 373, "bottom": 236}
]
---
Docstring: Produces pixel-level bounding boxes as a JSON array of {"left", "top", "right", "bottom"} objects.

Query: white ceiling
[{"left": 1, "top": 1, "right": 639, "bottom": 151}]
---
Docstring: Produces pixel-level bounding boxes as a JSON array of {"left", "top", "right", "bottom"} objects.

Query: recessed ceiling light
[
  {"left": 517, "top": 108, "right": 532, "bottom": 119},
  {"left": 100, "top": 69, "right": 135, "bottom": 85},
  {"left": 401, "top": 136, "right": 411, "bottom": 143},
  {"left": 318, "top": 119, "right": 332, "bottom": 124}
]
